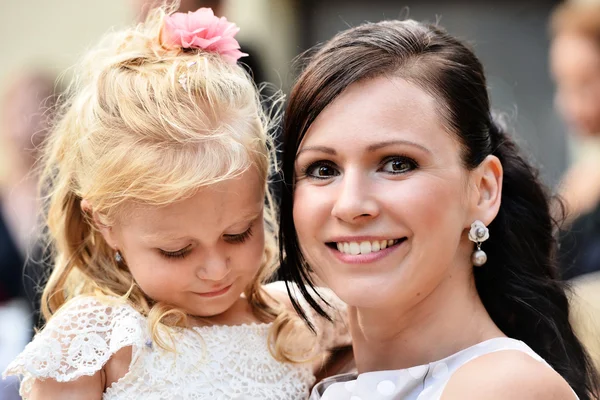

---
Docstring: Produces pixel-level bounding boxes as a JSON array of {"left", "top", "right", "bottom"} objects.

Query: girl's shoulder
[
  {"left": 2, "top": 295, "right": 147, "bottom": 398},
  {"left": 263, "top": 281, "right": 347, "bottom": 320}
]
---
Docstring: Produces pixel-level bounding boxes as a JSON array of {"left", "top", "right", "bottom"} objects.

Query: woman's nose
[{"left": 331, "top": 170, "right": 380, "bottom": 223}]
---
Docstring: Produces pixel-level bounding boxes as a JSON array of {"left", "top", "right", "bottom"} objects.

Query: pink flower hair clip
[{"left": 160, "top": 7, "right": 248, "bottom": 65}]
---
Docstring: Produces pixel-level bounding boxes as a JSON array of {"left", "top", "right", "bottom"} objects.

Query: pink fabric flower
[{"left": 161, "top": 8, "right": 248, "bottom": 64}]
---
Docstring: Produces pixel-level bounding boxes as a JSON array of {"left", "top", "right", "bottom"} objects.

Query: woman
[{"left": 278, "top": 20, "right": 598, "bottom": 399}]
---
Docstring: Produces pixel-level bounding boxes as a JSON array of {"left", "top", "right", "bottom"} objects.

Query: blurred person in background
[
  {"left": 570, "top": 270, "right": 600, "bottom": 379},
  {"left": 551, "top": 0, "right": 600, "bottom": 279},
  {"left": 0, "top": 71, "right": 56, "bottom": 400},
  {"left": 552, "top": 0, "right": 600, "bottom": 219},
  {"left": 551, "top": 0, "right": 600, "bottom": 387}
]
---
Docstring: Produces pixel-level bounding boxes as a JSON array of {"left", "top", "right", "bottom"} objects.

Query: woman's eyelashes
[
  {"left": 158, "top": 226, "right": 255, "bottom": 259},
  {"left": 303, "top": 161, "right": 340, "bottom": 180},
  {"left": 301, "top": 155, "right": 419, "bottom": 180},
  {"left": 379, "top": 156, "right": 418, "bottom": 174}
]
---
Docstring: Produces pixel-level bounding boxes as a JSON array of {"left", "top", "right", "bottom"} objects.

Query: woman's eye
[
  {"left": 380, "top": 157, "right": 417, "bottom": 174},
  {"left": 305, "top": 162, "right": 340, "bottom": 179}
]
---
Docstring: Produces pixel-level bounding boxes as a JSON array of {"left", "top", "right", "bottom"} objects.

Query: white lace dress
[{"left": 3, "top": 283, "right": 350, "bottom": 400}]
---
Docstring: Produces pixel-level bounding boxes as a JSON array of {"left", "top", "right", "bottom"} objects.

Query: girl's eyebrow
[
  {"left": 224, "top": 210, "right": 262, "bottom": 230},
  {"left": 140, "top": 232, "right": 192, "bottom": 242},
  {"left": 140, "top": 211, "right": 262, "bottom": 242}
]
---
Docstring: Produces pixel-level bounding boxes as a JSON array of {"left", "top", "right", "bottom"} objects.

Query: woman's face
[
  {"left": 293, "top": 76, "right": 481, "bottom": 309},
  {"left": 551, "top": 33, "right": 600, "bottom": 136}
]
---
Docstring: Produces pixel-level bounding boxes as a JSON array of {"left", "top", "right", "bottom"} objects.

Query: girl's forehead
[{"left": 117, "top": 171, "right": 265, "bottom": 229}]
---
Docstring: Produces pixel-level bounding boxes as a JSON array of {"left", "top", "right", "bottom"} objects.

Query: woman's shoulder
[{"left": 442, "top": 348, "right": 575, "bottom": 399}]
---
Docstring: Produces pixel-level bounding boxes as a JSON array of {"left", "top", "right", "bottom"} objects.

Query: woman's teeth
[{"left": 336, "top": 239, "right": 399, "bottom": 255}]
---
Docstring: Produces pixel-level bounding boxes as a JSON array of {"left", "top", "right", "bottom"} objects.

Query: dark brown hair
[{"left": 278, "top": 19, "right": 598, "bottom": 398}]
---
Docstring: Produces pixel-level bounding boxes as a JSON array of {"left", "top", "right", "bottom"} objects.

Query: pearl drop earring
[{"left": 468, "top": 220, "right": 489, "bottom": 267}]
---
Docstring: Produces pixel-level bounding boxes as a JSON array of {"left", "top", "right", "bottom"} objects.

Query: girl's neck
[
  {"left": 349, "top": 269, "right": 504, "bottom": 373},
  {"left": 188, "top": 296, "right": 262, "bottom": 328}
]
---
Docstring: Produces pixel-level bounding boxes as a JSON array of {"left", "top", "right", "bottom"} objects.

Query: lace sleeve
[
  {"left": 2, "top": 296, "right": 146, "bottom": 397},
  {"left": 266, "top": 282, "right": 351, "bottom": 352}
]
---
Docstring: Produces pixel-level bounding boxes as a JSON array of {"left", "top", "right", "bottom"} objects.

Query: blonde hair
[{"left": 39, "top": 5, "right": 304, "bottom": 361}]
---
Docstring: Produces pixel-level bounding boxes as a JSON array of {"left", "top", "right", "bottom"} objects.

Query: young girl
[{"left": 3, "top": 6, "right": 349, "bottom": 399}]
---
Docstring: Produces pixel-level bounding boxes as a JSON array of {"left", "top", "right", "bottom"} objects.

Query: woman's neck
[{"left": 349, "top": 270, "right": 504, "bottom": 373}]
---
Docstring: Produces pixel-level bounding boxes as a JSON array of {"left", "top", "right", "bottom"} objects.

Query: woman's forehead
[{"left": 298, "top": 76, "right": 452, "bottom": 153}]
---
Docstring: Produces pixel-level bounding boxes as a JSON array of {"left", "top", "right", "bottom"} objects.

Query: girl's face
[
  {"left": 103, "top": 168, "right": 266, "bottom": 318},
  {"left": 293, "top": 76, "right": 485, "bottom": 310}
]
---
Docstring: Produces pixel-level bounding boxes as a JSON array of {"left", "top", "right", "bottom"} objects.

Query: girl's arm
[{"left": 29, "top": 371, "right": 104, "bottom": 400}]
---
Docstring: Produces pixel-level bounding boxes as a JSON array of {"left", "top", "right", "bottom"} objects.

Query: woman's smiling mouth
[{"left": 326, "top": 237, "right": 408, "bottom": 263}]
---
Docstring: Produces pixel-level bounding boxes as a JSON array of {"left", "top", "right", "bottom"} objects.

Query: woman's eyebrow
[
  {"left": 367, "top": 140, "right": 432, "bottom": 154},
  {"left": 296, "top": 146, "right": 337, "bottom": 157}
]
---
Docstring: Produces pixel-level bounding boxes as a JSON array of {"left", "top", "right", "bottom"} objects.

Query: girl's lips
[
  {"left": 194, "top": 284, "right": 232, "bottom": 298},
  {"left": 327, "top": 238, "right": 407, "bottom": 264}
]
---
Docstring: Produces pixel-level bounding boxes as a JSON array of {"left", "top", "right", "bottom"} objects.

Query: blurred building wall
[
  {"left": 0, "top": 0, "right": 132, "bottom": 180},
  {"left": 226, "top": 0, "right": 299, "bottom": 91}
]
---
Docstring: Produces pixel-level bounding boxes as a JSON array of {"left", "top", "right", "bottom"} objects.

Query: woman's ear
[
  {"left": 81, "top": 199, "right": 118, "bottom": 250},
  {"left": 467, "top": 155, "right": 503, "bottom": 227}
]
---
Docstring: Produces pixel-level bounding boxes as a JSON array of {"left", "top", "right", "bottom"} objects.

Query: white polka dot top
[{"left": 310, "top": 337, "right": 578, "bottom": 400}]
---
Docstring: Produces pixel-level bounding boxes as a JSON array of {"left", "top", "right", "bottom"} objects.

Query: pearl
[
  {"left": 476, "top": 227, "right": 486, "bottom": 239},
  {"left": 472, "top": 249, "right": 487, "bottom": 266}
]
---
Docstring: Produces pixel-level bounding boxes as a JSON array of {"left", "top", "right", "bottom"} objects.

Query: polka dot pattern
[
  {"left": 408, "top": 364, "right": 428, "bottom": 379},
  {"left": 432, "top": 362, "right": 448, "bottom": 379},
  {"left": 376, "top": 380, "right": 395, "bottom": 395},
  {"left": 344, "top": 381, "right": 355, "bottom": 392},
  {"left": 310, "top": 338, "right": 566, "bottom": 400}
]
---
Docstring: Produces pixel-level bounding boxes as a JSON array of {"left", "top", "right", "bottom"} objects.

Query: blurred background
[
  {"left": 4, "top": 0, "right": 600, "bottom": 398},
  {"left": 0, "top": 0, "right": 569, "bottom": 185}
]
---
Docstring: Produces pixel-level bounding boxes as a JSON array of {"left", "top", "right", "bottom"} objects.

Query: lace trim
[{"left": 2, "top": 296, "right": 145, "bottom": 397}]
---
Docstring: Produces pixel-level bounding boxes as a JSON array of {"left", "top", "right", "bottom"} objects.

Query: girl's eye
[
  {"left": 159, "top": 246, "right": 191, "bottom": 259},
  {"left": 224, "top": 226, "right": 253, "bottom": 244},
  {"left": 304, "top": 162, "right": 340, "bottom": 180},
  {"left": 380, "top": 157, "right": 418, "bottom": 174}
]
